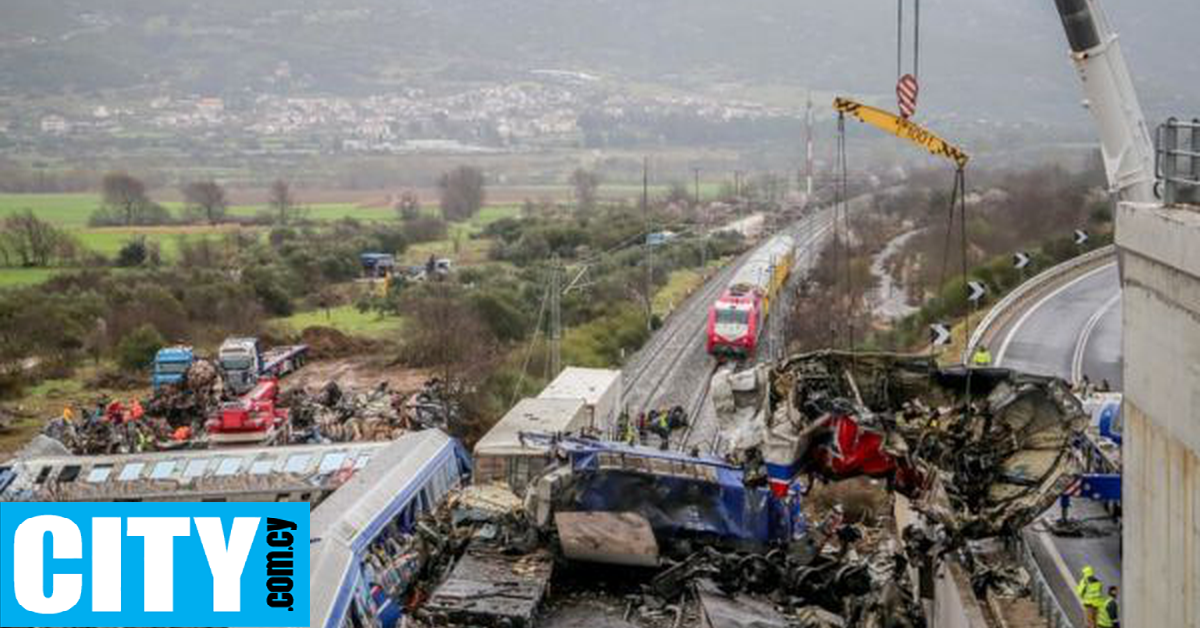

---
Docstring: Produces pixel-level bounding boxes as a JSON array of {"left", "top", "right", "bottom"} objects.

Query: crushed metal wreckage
[
  {"left": 394, "top": 352, "right": 1085, "bottom": 628},
  {"left": 404, "top": 446, "right": 924, "bottom": 627},
  {"left": 36, "top": 372, "right": 458, "bottom": 453},
  {"left": 287, "top": 378, "right": 458, "bottom": 443},
  {"left": 715, "top": 351, "right": 1087, "bottom": 546}
]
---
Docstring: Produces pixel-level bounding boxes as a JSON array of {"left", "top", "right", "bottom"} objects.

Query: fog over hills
[{"left": 1, "top": 0, "right": 1195, "bottom": 127}]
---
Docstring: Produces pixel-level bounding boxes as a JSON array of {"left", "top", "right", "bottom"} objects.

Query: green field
[
  {"left": 1, "top": 193, "right": 522, "bottom": 286},
  {"left": 0, "top": 193, "right": 99, "bottom": 228},
  {"left": 0, "top": 267, "right": 64, "bottom": 287},
  {"left": 0, "top": 193, "right": 401, "bottom": 227},
  {"left": 273, "top": 304, "right": 406, "bottom": 338}
]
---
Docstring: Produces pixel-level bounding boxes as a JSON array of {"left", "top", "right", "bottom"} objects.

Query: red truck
[{"left": 206, "top": 379, "right": 289, "bottom": 445}]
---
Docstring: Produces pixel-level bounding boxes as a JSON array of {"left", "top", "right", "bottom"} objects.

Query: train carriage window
[
  {"left": 284, "top": 454, "right": 311, "bottom": 474},
  {"left": 215, "top": 458, "right": 242, "bottom": 477},
  {"left": 0, "top": 467, "right": 15, "bottom": 496},
  {"left": 86, "top": 465, "right": 113, "bottom": 483},
  {"left": 250, "top": 458, "right": 276, "bottom": 475},
  {"left": 183, "top": 459, "right": 210, "bottom": 479},
  {"left": 317, "top": 452, "right": 347, "bottom": 474},
  {"left": 149, "top": 461, "right": 178, "bottom": 480},
  {"left": 57, "top": 465, "right": 81, "bottom": 483},
  {"left": 35, "top": 466, "right": 52, "bottom": 484},
  {"left": 118, "top": 462, "right": 146, "bottom": 481}
]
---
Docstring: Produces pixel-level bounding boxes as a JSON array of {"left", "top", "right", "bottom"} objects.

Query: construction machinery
[
  {"left": 206, "top": 378, "right": 289, "bottom": 445},
  {"left": 217, "top": 337, "right": 308, "bottom": 396},
  {"left": 150, "top": 345, "right": 195, "bottom": 391}
]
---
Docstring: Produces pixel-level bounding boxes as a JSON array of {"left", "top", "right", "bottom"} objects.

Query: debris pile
[
  {"left": 403, "top": 378, "right": 462, "bottom": 430},
  {"left": 145, "top": 358, "right": 222, "bottom": 427},
  {"left": 287, "top": 382, "right": 406, "bottom": 442},
  {"left": 717, "top": 351, "right": 1087, "bottom": 547},
  {"left": 37, "top": 369, "right": 456, "bottom": 452},
  {"left": 287, "top": 378, "right": 456, "bottom": 443},
  {"left": 407, "top": 484, "right": 550, "bottom": 628}
]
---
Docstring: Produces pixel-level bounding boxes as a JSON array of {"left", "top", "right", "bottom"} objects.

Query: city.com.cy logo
[{"left": 0, "top": 502, "right": 309, "bottom": 627}]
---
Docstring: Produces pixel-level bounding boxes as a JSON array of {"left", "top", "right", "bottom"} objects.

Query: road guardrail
[{"left": 964, "top": 245, "right": 1118, "bottom": 363}]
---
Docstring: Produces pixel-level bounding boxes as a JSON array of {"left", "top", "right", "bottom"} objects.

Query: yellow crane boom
[{"left": 833, "top": 97, "right": 969, "bottom": 169}]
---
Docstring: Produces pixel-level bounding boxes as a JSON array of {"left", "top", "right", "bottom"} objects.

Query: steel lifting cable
[
  {"left": 897, "top": 0, "right": 921, "bottom": 81},
  {"left": 840, "top": 115, "right": 854, "bottom": 351},
  {"left": 897, "top": 0, "right": 904, "bottom": 81},
  {"left": 834, "top": 113, "right": 847, "bottom": 348}
]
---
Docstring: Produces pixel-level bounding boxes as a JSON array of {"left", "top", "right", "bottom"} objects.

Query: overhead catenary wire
[{"left": 510, "top": 284, "right": 551, "bottom": 408}]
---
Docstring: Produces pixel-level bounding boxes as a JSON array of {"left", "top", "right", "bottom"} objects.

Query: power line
[{"left": 549, "top": 254, "right": 562, "bottom": 379}]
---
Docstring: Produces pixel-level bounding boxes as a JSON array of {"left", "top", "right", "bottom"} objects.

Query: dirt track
[{"left": 283, "top": 356, "right": 430, "bottom": 395}]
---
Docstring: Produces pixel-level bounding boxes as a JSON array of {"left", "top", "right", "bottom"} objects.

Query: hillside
[{"left": 1, "top": 0, "right": 1195, "bottom": 125}]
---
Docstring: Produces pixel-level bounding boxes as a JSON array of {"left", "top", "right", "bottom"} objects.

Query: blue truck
[
  {"left": 151, "top": 346, "right": 196, "bottom": 391},
  {"left": 360, "top": 252, "right": 397, "bottom": 278},
  {"left": 217, "top": 337, "right": 309, "bottom": 395}
]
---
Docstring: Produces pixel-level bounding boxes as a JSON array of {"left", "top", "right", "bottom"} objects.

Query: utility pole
[
  {"left": 806, "top": 93, "right": 814, "bottom": 204},
  {"left": 694, "top": 167, "right": 707, "bottom": 269},
  {"left": 549, "top": 254, "right": 562, "bottom": 379},
  {"left": 805, "top": 92, "right": 816, "bottom": 272},
  {"left": 643, "top": 156, "right": 654, "bottom": 329}
]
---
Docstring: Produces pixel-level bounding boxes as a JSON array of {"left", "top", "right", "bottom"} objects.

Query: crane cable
[
  {"left": 898, "top": 0, "right": 921, "bottom": 81},
  {"left": 934, "top": 166, "right": 971, "bottom": 362},
  {"left": 836, "top": 112, "right": 855, "bottom": 351}
]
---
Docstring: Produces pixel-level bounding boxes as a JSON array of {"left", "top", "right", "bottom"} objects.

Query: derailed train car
[{"left": 522, "top": 435, "right": 806, "bottom": 565}]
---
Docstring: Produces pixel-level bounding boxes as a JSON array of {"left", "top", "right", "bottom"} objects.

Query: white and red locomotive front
[
  {"left": 706, "top": 234, "right": 795, "bottom": 360},
  {"left": 706, "top": 288, "right": 763, "bottom": 358}
]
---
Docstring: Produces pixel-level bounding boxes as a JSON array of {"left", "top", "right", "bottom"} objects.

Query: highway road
[
  {"left": 994, "top": 261, "right": 1123, "bottom": 390},
  {"left": 992, "top": 258, "right": 1124, "bottom": 627}
]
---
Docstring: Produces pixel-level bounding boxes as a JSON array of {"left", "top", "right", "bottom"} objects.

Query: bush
[
  {"left": 471, "top": 290, "right": 529, "bottom": 343},
  {"left": 116, "top": 324, "right": 165, "bottom": 372},
  {"left": 88, "top": 202, "right": 173, "bottom": 227},
  {"left": 115, "top": 238, "right": 148, "bottom": 267},
  {"left": 245, "top": 270, "right": 294, "bottom": 317},
  {"left": 402, "top": 216, "right": 448, "bottom": 244}
]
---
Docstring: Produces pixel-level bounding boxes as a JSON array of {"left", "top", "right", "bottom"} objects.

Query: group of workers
[
  {"left": 59, "top": 398, "right": 146, "bottom": 426},
  {"left": 618, "top": 405, "right": 689, "bottom": 450},
  {"left": 1077, "top": 566, "right": 1120, "bottom": 628},
  {"left": 45, "top": 397, "right": 194, "bottom": 455}
]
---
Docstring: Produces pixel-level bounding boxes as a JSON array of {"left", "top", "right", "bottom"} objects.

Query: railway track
[
  {"left": 621, "top": 251, "right": 744, "bottom": 415},
  {"left": 679, "top": 210, "right": 836, "bottom": 454},
  {"left": 619, "top": 209, "right": 837, "bottom": 454}
]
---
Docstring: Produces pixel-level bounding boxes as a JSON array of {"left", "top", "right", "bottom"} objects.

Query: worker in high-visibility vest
[
  {"left": 128, "top": 398, "right": 144, "bottom": 422},
  {"left": 1097, "top": 586, "right": 1120, "bottom": 628},
  {"left": 1075, "top": 565, "right": 1105, "bottom": 628},
  {"left": 971, "top": 344, "right": 993, "bottom": 367}
]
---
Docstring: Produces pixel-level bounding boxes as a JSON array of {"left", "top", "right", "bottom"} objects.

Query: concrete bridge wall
[{"left": 1116, "top": 202, "right": 1200, "bottom": 628}]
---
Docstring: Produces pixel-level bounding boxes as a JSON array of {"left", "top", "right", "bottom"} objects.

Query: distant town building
[
  {"left": 40, "top": 115, "right": 70, "bottom": 135},
  {"left": 196, "top": 98, "right": 225, "bottom": 117}
]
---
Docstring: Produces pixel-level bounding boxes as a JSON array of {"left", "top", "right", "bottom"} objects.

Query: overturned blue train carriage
[{"left": 523, "top": 434, "right": 807, "bottom": 563}]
